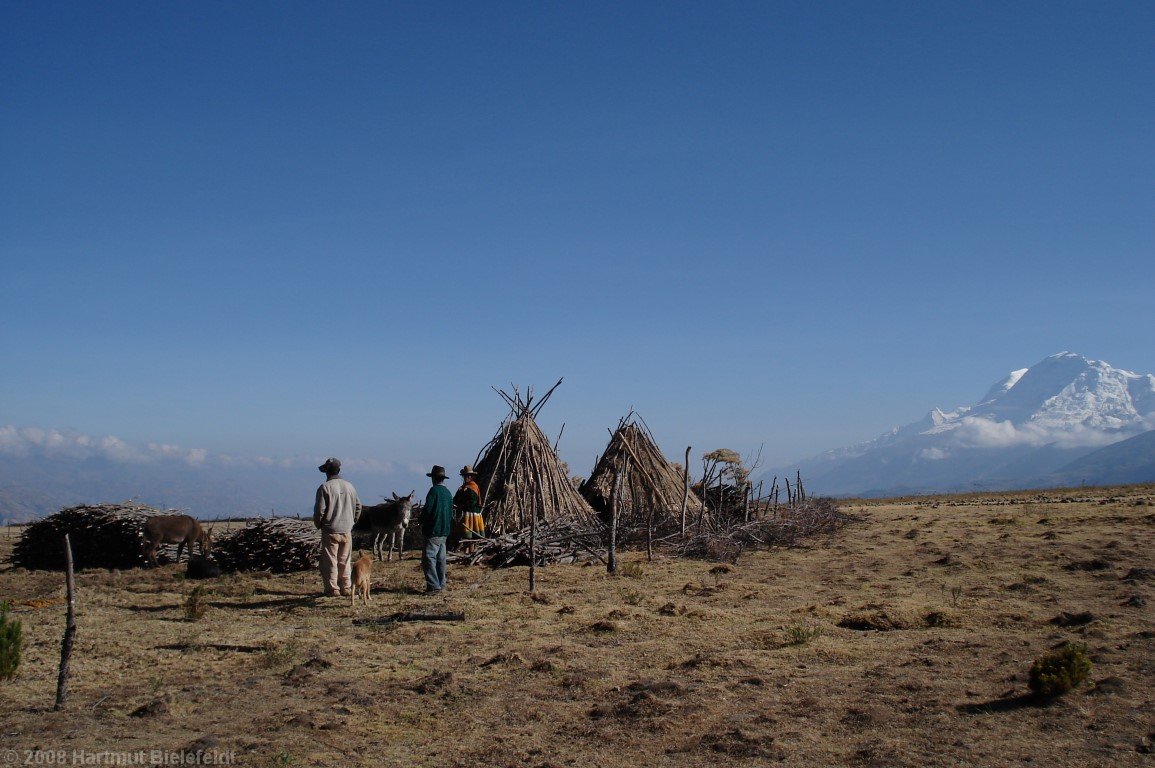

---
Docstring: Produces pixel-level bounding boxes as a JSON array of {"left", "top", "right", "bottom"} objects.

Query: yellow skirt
[{"left": 461, "top": 512, "right": 485, "bottom": 538}]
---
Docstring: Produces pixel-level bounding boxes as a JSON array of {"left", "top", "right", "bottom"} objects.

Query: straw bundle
[
  {"left": 10, "top": 502, "right": 181, "bottom": 570},
  {"left": 212, "top": 518, "right": 320, "bottom": 573},
  {"left": 580, "top": 416, "right": 704, "bottom": 535},
  {"left": 473, "top": 381, "right": 597, "bottom": 535}
]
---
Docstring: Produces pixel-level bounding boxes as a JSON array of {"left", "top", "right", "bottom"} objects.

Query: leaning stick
[
  {"left": 54, "top": 534, "right": 77, "bottom": 711},
  {"left": 680, "top": 446, "right": 691, "bottom": 537}
]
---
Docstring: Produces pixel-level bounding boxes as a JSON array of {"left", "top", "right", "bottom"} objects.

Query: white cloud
[
  {"left": 0, "top": 423, "right": 408, "bottom": 477},
  {"left": 918, "top": 447, "right": 949, "bottom": 461},
  {"left": 948, "top": 416, "right": 1135, "bottom": 450}
]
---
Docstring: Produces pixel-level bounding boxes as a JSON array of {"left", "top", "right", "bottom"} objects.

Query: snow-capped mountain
[{"left": 781, "top": 353, "right": 1155, "bottom": 496}]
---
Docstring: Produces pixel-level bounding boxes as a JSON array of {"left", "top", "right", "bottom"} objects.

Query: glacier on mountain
[{"left": 782, "top": 352, "right": 1155, "bottom": 495}]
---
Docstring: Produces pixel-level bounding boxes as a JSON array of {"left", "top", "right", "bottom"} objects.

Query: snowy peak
[
  {"left": 782, "top": 352, "right": 1155, "bottom": 496},
  {"left": 973, "top": 353, "right": 1155, "bottom": 431},
  {"left": 978, "top": 368, "right": 1028, "bottom": 405},
  {"left": 837, "top": 353, "right": 1154, "bottom": 457}
]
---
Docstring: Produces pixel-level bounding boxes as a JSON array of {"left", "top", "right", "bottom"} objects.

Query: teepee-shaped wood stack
[
  {"left": 473, "top": 380, "right": 597, "bottom": 535},
  {"left": 580, "top": 412, "right": 704, "bottom": 535}
]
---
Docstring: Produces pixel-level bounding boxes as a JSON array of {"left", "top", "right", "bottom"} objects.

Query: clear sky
[{"left": 2, "top": 1, "right": 1153, "bottom": 488}]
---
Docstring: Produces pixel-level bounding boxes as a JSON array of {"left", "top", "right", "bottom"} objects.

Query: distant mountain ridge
[{"left": 777, "top": 353, "right": 1155, "bottom": 497}]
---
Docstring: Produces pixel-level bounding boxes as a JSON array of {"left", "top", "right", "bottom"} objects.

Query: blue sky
[{"left": 1, "top": 1, "right": 1153, "bottom": 490}]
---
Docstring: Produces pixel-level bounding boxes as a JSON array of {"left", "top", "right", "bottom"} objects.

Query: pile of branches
[
  {"left": 473, "top": 380, "right": 597, "bottom": 534},
  {"left": 212, "top": 518, "right": 320, "bottom": 573},
  {"left": 677, "top": 497, "right": 853, "bottom": 562},
  {"left": 448, "top": 519, "right": 604, "bottom": 568},
  {"left": 580, "top": 414, "right": 704, "bottom": 536},
  {"left": 10, "top": 502, "right": 181, "bottom": 570}
]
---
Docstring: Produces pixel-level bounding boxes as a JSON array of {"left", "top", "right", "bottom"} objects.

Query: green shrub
[
  {"left": 1029, "top": 642, "right": 1091, "bottom": 696},
  {"left": 182, "top": 586, "right": 209, "bottom": 622},
  {"left": 783, "top": 623, "right": 823, "bottom": 646},
  {"left": 0, "top": 600, "right": 22, "bottom": 681}
]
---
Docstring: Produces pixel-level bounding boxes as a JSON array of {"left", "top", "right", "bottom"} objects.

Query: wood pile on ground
[
  {"left": 677, "top": 497, "right": 853, "bottom": 562},
  {"left": 212, "top": 518, "right": 320, "bottom": 573},
  {"left": 472, "top": 380, "right": 598, "bottom": 535},
  {"left": 448, "top": 520, "right": 605, "bottom": 568},
  {"left": 9, "top": 503, "right": 181, "bottom": 570},
  {"left": 580, "top": 413, "right": 704, "bottom": 537}
]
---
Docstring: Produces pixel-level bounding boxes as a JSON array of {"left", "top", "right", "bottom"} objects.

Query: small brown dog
[{"left": 351, "top": 552, "right": 373, "bottom": 607}]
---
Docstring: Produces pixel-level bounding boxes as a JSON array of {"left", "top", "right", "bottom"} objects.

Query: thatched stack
[
  {"left": 473, "top": 381, "right": 598, "bottom": 535},
  {"left": 212, "top": 518, "right": 320, "bottom": 573},
  {"left": 10, "top": 502, "right": 181, "bottom": 570},
  {"left": 580, "top": 415, "right": 705, "bottom": 535}
]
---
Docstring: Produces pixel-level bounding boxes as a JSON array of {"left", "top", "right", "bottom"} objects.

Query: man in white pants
[{"left": 313, "top": 457, "right": 361, "bottom": 597}]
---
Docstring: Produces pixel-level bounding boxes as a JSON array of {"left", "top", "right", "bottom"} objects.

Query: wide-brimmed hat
[
  {"left": 426, "top": 465, "right": 449, "bottom": 479},
  {"left": 318, "top": 457, "right": 341, "bottom": 474},
  {"left": 459, "top": 465, "right": 478, "bottom": 477}
]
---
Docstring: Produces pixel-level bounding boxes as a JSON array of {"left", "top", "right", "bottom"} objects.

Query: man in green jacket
[{"left": 420, "top": 465, "right": 453, "bottom": 594}]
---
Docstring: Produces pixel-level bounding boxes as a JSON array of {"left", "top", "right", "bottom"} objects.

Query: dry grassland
[{"left": 1, "top": 485, "right": 1153, "bottom": 767}]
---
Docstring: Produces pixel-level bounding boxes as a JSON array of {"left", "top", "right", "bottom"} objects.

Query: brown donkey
[{"left": 143, "top": 514, "right": 211, "bottom": 566}]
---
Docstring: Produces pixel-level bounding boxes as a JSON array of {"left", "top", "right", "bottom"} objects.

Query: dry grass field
[{"left": 1, "top": 485, "right": 1153, "bottom": 767}]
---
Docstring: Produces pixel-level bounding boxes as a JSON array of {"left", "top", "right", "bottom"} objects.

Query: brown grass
[{"left": 1, "top": 484, "right": 1153, "bottom": 766}]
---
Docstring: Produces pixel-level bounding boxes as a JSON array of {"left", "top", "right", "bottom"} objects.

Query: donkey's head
[{"left": 390, "top": 491, "right": 415, "bottom": 526}]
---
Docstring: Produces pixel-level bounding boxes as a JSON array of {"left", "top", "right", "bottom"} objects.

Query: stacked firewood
[
  {"left": 581, "top": 415, "right": 704, "bottom": 534},
  {"left": 10, "top": 503, "right": 180, "bottom": 570},
  {"left": 677, "top": 497, "right": 853, "bottom": 561},
  {"left": 212, "top": 518, "right": 320, "bottom": 573},
  {"left": 448, "top": 520, "right": 605, "bottom": 568},
  {"left": 473, "top": 381, "right": 599, "bottom": 534}
]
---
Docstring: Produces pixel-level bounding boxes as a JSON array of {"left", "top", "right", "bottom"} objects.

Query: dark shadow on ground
[
  {"left": 209, "top": 596, "right": 319, "bottom": 610},
  {"left": 154, "top": 643, "right": 265, "bottom": 653},
  {"left": 956, "top": 693, "right": 1056, "bottom": 714}
]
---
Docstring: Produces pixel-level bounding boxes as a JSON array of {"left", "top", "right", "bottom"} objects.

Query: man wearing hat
[
  {"left": 419, "top": 465, "right": 453, "bottom": 594},
  {"left": 454, "top": 465, "right": 485, "bottom": 543},
  {"left": 313, "top": 457, "right": 362, "bottom": 597}
]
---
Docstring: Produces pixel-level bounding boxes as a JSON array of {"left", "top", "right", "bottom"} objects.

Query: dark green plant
[
  {"left": 1029, "top": 641, "right": 1091, "bottom": 696},
  {"left": 0, "top": 600, "right": 22, "bottom": 681},
  {"left": 183, "top": 585, "right": 209, "bottom": 622}
]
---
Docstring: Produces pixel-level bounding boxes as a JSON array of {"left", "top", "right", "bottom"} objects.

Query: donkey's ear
[
  {"left": 392, "top": 492, "right": 400, "bottom": 500},
  {"left": 408, "top": 490, "right": 415, "bottom": 499}
]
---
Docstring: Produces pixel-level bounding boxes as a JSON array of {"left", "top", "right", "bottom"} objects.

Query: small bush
[
  {"left": 0, "top": 600, "right": 22, "bottom": 681},
  {"left": 1029, "top": 642, "right": 1092, "bottom": 696},
  {"left": 259, "top": 640, "right": 297, "bottom": 668},
  {"left": 183, "top": 585, "right": 209, "bottom": 622},
  {"left": 619, "top": 561, "right": 644, "bottom": 579},
  {"left": 784, "top": 623, "right": 823, "bottom": 646}
]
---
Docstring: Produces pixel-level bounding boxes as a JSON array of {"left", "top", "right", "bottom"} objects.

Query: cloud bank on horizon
[{"left": 0, "top": 425, "right": 405, "bottom": 475}]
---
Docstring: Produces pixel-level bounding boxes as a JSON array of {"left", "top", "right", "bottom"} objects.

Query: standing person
[
  {"left": 420, "top": 465, "right": 453, "bottom": 594},
  {"left": 313, "top": 457, "right": 361, "bottom": 598},
  {"left": 454, "top": 465, "right": 485, "bottom": 542}
]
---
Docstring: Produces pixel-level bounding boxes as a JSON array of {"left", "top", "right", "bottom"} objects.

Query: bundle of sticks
[
  {"left": 473, "top": 380, "right": 598, "bottom": 534},
  {"left": 677, "top": 497, "right": 852, "bottom": 561},
  {"left": 212, "top": 518, "right": 320, "bottom": 573},
  {"left": 448, "top": 519, "right": 605, "bottom": 568},
  {"left": 10, "top": 503, "right": 179, "bottom": 570}
]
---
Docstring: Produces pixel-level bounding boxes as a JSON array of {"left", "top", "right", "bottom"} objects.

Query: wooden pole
[
  {"left": 528, "top": 498, "right": 538, "bottom": 593},
  {"left": 54, "top": 534, "right": 77, "bottom": 711},
  {"left": 607, "top": 460, "right": 621, "bottom": 575},
  {"left": 679, "top": 446, "right": 691, "bottom": 538}
]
